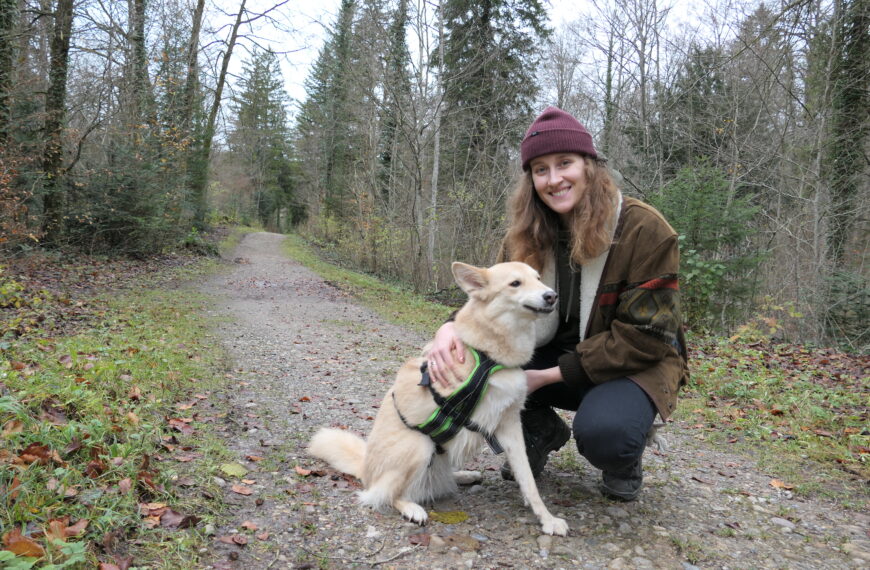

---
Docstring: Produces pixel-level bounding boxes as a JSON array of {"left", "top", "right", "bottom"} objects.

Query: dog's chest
[{"left": 468, "top": 368, "right": 526, "bottom": 431}]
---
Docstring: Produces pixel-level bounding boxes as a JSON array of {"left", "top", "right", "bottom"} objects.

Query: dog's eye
[{"left": 510, "top": 280, "right": 521, "bottom": 287}]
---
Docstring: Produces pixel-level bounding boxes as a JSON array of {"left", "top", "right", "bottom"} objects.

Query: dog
[{"left": 308, "top": 261, "right": 569, "bottom": 536}]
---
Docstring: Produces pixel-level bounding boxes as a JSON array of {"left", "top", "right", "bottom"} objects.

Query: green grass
[
  {"left": 282, "top": 233, "right": 452, "bottom": 336},
  {"left": 674, "top": 335, "right": 869, "bottom": 506},
  {"left": 1, "top": 270, "right": 229, "bottom": 567}
]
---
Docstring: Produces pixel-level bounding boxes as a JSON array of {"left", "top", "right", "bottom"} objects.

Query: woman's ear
[{"left": 451, "top": 262, "right": 488, "bottom": 294}]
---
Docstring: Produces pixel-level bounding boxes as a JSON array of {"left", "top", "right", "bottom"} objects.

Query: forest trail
[{"left": 198, "top": 232, "right": 868, "bottom": 570}]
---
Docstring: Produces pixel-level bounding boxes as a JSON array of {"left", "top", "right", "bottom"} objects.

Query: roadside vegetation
[{"left": 0, "top": 243, "right": 238, "bottom": 568}]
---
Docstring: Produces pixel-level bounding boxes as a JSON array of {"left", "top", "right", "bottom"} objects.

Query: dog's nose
[{"left": 543, "top": 291, "right": 557, "bottom": 306}]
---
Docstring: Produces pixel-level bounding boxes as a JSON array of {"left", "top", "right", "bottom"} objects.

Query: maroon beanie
[{"left": 520, "top": 106, "right": 597, "bottom": 170}]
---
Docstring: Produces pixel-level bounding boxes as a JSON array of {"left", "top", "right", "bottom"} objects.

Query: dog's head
[{"left": 451, "top": 261, "right": 557, "bottom": 319}]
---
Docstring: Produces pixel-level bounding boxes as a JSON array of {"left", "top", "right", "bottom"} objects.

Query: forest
[{"left": 0, "top": 0, "right": 867, "bottom": 350}]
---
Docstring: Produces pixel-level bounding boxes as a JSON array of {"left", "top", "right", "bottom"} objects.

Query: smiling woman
[{"left": 428, "top": 105, "right": 689, "bottom": 503}]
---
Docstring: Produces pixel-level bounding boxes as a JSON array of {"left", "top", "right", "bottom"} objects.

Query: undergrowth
[{"left": 1, "top": 258, "right": 228, "bottom": 567}]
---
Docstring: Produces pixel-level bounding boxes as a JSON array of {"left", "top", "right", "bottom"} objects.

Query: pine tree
[
  {"left": 440, "top": 0, "right": 549, "bottom": 157},
  {"left": 229, "top": 48, "right": 293, "bottom": 228},
  {"left": 295, "top": 0, "right": 357, "bottom": 219}
]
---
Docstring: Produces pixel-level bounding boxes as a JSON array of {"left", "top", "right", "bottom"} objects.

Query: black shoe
[
  {"left": 501, "top": 407, "right": 571, "bottom": 481},
  {"left": 600, "top": 457, "right": 643, "bottom": 501}
]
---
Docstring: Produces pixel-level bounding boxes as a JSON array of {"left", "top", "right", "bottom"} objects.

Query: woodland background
[{"left": 0, "top": 0, "right": 867, "bottom": 349}]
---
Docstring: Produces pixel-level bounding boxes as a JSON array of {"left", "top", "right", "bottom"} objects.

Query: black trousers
[{"left": 524, "top": 345, "right": 656, "bottom": 473}]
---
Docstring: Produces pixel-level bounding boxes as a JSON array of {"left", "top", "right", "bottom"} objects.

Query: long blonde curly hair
[{"left": 503, "top": 156, "right": 619, "bottom": 271}]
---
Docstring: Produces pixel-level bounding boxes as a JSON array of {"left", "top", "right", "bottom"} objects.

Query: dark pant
[{"left": 524, "top": 345, "right": 656, "bottom": 473}]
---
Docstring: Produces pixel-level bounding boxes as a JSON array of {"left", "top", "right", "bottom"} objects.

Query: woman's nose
[{"left": 547, "top": 170, "right": 562, "bottom": 186}]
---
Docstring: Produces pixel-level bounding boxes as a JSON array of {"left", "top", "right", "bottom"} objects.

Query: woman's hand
[
  {"left": 525, "top": 366, "right": 562, "bottom": 395},
  {"left": 427, "top": 322, "right": 467, "bottom": 388}
]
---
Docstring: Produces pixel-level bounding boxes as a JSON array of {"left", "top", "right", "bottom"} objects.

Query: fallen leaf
[
  {"left": 231, "top": 484, "right": 253, "bottom": 496},
  {"left": 244, "top": 455, "right": 265, "bottom": 462},
  {"left": 408, "top": 533, "right": 430, "bottom": 546},
  {"left": 769, "top": 479, "right": 795, "bottom": 490},
  {"left": 58, "top": 354, "right": 73, "bottom": 368},
  {"left": 294, "top": 466, "right": 312, "bottom": 476},
  {"left": 2, "top": 527, "right": 46, "bottom": 558},
  {"left": 255, "top": 532, "right": 269, "bottom": 540},
  {"left": 240, "top": 521, "right": 258, "bottom": 531},
  {"left": 160, "top": 509, "right": 200, "bottom": 529},
  {"left": 2, "top": 419, "right": 24, "bottom": 438},
  {"left": 428, "top": 510, "right": 468, "bottom": 524},
  {"left": 220, "top": 463, "right": 248, "bottom": 478}
]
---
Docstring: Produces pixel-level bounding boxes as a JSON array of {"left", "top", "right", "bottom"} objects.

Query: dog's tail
[{"left": 308, "top": 428, "right": 366, "bottom": 478}]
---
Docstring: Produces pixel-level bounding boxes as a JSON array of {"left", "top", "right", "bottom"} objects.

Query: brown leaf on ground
[
  {"left": 231, "top": 484, "right": 253, "bottom": 496},
  {"left": 118, "top": 478, "right": 133, "bottom": 494},
  {"left": 770, "top": 478, "right": 795, "bottom": 490},
  {"left": 167, "top": 418, "right": 194, "bottom": 435},
  {"left": 240, "top": 521, "right": 258, "bottom": 531},
  {"left": 85, "top": 458, "right": 107, "bottom": 478},
  {"left": 15, "top": 442, "right": 64, "bottom": 466},
  {"left": 44, "top": 517, "right": 87, "bottom": 541},
  {"left": 2, "top": 527, "right": 46, "bottom": 558},
  {"left": 218, "top": 534, "right": 248, "bottom": 546},
  {"left": 159, "top": 508, "right": 200, "bottom": 529},
  {"left": 408, "top": 533, "right": 431, "bottom": 546},
  {"left": 2, "top": 419, "right": 24, "bottom": 437}
]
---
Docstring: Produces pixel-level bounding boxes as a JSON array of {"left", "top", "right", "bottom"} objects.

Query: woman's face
[{"left": 529, "top": 153, "right": 587, "bottom": 222}]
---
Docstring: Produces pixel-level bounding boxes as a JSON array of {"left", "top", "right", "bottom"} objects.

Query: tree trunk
[
  {"left": 41, "top": 0, "right": 73, "bottom": 243},
  {"left": 181, "top": 0, "right": 205, "bottom": 134},
  {"left": 0, "top": 0, "right": 18, "bottom": 141},
  {"left": 189, "top": 0, "right": 246, "bottom": 228},
  {"left": 128, "top": 0, "right": 154, "bottom": 126}
]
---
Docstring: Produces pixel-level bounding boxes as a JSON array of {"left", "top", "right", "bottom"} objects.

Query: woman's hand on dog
[{"left": 428, "top": 322, "right": 467, "bottom": 387}]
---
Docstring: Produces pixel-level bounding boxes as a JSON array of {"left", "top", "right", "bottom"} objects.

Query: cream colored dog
[{"left": 308, "top": 261, "right": 569, "bottom": 536}]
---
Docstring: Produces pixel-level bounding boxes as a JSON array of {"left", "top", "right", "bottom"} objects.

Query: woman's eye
[{"left": 510, "top": 280, "right": 521, "bottom": 287}]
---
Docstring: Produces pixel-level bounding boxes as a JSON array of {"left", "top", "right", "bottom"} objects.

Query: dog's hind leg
[
  {"left": 359, "top": 444, "right": 434, "bottom": 525},
  {"left": 453, "top": 471, "right": 482, "bottom": 485}
]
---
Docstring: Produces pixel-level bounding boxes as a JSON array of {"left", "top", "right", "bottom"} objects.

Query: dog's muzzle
[{"left": 524, "top": 290, "right": 557, "bottom": 314}]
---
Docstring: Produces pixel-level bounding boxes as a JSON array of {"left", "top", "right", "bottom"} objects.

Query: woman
[{"left": 428, "top": 106, "right": 689, "bottom": 501}]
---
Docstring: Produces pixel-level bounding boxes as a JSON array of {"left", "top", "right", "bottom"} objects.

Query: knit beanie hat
[{"left": 520, "top": 106, "right": 597, "bottom": 170}]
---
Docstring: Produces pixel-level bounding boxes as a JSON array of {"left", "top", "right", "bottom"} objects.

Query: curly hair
[{"left": 503, "top": 156, "right": 619, "bottom": 271}]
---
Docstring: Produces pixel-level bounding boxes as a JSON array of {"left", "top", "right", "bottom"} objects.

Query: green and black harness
[{"left": 392, "top": 347, "right": 505, "bottom": 455}]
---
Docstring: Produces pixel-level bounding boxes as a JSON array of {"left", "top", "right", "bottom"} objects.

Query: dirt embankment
[{"left": 199, "top": 232, "right": 869, "bottom": 570}]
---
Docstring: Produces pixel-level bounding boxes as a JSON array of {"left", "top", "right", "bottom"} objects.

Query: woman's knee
[{"left": 572, "top": 418, "right": 644, "bottom": 471}]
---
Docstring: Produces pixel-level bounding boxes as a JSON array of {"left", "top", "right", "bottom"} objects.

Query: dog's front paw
[
  {"left": 400, "top": 503, "right": 428, "bottom": 525},
  {"left": 541, "top": 516, "right": 569, "bottom": 536}
]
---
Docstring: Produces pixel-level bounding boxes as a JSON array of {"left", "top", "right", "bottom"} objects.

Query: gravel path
[{"left": 199, "top": 232, "right": 869, "bottom": 570}]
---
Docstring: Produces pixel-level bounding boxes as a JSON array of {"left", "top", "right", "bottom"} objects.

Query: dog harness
[{"left": 393, "top": 347, "right": 505, "bottom": 455}]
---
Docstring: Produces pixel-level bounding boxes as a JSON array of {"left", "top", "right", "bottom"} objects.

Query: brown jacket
[
  {"left": 497, "top": 197, "right": 689, "bottom": 419},
  {"left": 554, "top": 197, "right": 689, "bottom": 419}
]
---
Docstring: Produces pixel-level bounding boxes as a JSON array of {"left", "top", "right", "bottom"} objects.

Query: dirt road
[{"left": 199, "top": 232, "right": 868, "bottom": 569}]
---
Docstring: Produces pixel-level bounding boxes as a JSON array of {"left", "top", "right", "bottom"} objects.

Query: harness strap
[{"left": 397, "top": 348, "right": 505, "bottom": 455}]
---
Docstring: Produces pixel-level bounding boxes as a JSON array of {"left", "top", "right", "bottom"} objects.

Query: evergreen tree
[
  {"left": 440, "top": 0, "right": 549, "bottom": 157},
  {"left": 295, "top": 0, "right": 357, "bottom": 219},
  {"left": 229, "top": 48, "right": 294, "bottom": 228}
]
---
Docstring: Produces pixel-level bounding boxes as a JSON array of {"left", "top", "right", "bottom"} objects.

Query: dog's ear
[{"left": 451, "top": 262, "right": 488, "bottom": 294}]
